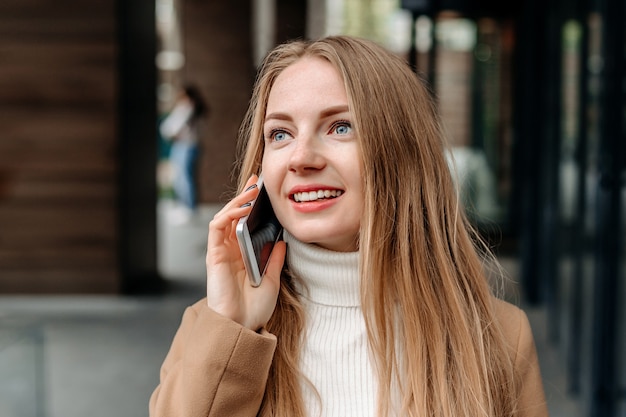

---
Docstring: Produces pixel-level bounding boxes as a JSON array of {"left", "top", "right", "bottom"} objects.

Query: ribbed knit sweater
[{"left": 284, "top": 231, "right": 376, "bottom": 417}]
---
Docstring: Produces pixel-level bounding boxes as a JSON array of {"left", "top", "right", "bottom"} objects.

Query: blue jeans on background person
[{"left": 170, "top": 141, "right": 198, "bottom": 211}]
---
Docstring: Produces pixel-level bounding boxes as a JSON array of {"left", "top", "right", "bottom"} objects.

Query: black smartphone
[{"left": 236, "top": 176, "right": 283, "bottom": 287}]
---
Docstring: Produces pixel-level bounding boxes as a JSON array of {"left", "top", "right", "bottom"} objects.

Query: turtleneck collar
[{"left": 283, "top": 230, "right": 360, "bottom": 307}]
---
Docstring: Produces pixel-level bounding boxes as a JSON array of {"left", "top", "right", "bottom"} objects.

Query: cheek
[
  {"left": 260, "top": 152, "right": 275, "bottom": 182},
  {"left": 261, "top": 147, "right": 289, "bottom": 175}
]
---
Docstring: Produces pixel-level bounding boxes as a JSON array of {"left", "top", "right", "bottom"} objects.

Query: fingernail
[
  {"left": 241, "top": 202, "right": 252, "bottom": 208},
  {"left": 245, "top": 184, "right": 258, "bottom": 192}
]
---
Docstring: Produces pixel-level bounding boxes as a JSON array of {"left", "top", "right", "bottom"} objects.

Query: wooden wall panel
[{"left": 0, "top": 1, "right": 119, "bottom": 293}]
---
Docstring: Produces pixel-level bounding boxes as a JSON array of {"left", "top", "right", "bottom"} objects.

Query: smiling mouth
[{"left": 292, "top": 189, "right": 344, "bottom": 203}]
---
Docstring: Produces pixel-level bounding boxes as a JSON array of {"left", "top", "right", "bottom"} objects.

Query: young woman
[{"left": 150, "top": 36, "right": 548, "bottom": 417}]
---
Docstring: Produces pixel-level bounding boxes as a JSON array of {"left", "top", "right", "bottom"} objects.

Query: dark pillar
[
  {"left": 566, "top": 0, "right": 590, "bottom": 395},
  {"left": 276, "top": 0, "right": 307, "bottom": 42},
  {"left": 589, "top": 0, "right": 625, "bottom": 414},
  {"left": 513, "top": 0, "right": 547, "bottom": 306},
  {"left": 117, "top": 0, "right": 161, "bottom": 293}
]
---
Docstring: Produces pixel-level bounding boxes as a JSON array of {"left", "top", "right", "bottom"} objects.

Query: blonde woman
[{"left": 150, "top": 36, "right": 548, "bottom": 417}]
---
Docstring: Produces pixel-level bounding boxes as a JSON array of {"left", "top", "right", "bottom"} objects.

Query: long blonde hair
[{"left": 236, "top": 36, "right": 518, "bottom": 417}]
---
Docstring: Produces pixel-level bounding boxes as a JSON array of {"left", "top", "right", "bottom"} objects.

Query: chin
[{"left": 288, "top": 230, "right": 327, "bottom": 246}]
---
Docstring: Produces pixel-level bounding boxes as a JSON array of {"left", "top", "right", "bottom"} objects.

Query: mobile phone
[{"left": 236, "top": 176, "right": 283, "bottom": 287}]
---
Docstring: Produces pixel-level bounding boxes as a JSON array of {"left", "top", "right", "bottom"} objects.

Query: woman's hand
[{"left": 205, "top": 175, "right": 286, "bottom": 331}]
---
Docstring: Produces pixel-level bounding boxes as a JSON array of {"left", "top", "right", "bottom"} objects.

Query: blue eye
[
  {"left": 333, "top": 121, "right": 352, "bottom": 135},
  {"left": 269, "top": 129, "right": 291, "bottom": 142}
]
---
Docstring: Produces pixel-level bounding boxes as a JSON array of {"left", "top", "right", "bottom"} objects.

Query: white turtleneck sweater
[{"left": 283, "top": 231, "right": 376, "bottom": 417}]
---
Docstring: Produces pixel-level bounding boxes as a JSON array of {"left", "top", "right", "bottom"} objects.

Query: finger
[
  {"left": 231, "top": 175, "right": 260, "bottom": 207},
  {"left": 208, "top": 176, "right": 261, "bottom": 239},
  {"left": 216, "top": 175, "right": 263, "bottom": 243},
  {"left": 216, "top": 181, "right": 260, "bottom": 220},
  {"left": 240, "top": 174, "right": 259, "bottom": 193},
  {"left": 209, "top": 202, "right": 254, "bottom": 234}
]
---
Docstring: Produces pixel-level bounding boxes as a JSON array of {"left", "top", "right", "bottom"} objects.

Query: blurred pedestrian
[{"left": 159, "top": 84, "right": 208, "bottom": 223}]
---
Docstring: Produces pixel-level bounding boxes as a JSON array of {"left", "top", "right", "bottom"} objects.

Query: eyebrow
[{"left": 264, "top": 105, "right": 350, "bottom": 123}]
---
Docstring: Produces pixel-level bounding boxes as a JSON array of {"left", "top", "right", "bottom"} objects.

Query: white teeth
[{"left": 293, "top": 189, "right": 343, "bottom": 202}]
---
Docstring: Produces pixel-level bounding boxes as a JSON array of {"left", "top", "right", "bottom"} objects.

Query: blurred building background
[{"left": 0, "top": 0, "right": 624, "bottom": 416}]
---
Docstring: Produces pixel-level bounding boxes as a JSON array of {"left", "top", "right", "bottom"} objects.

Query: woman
[{"left": 150, "top": 36, "right": 547, "bottom": 417}]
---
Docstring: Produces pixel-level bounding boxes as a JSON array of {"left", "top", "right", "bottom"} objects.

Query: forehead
[{"left": 266, "top": 57, "right": 347, "bottom": 112}]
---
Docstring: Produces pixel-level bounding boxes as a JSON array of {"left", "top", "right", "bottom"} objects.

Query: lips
[{"left": 292, "top": 189, "right": 344, "bottom": 202}]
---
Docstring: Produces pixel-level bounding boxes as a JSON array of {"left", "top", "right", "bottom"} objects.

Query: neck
[{"left": 283, "top": 230, "right": 360, "bottom": 307}]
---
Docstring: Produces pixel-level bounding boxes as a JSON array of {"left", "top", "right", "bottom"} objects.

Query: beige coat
[{"left": 149, "top": 298, "right": 548, "bottom": 417}]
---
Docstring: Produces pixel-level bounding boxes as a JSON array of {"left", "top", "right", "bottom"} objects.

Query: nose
[{"left": 288, "top": 133, "right": 326, "bottom": 173}]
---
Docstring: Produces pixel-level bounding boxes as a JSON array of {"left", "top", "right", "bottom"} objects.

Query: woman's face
[{"left": 261, "top": 57, "right": 363, "bottom": 252}]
